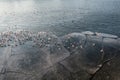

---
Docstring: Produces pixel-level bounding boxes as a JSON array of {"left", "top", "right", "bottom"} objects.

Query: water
[{"left": 0, "top": 0, "right": 120, "bottom": 36}]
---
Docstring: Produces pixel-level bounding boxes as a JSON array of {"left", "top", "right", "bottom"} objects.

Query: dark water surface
[{"left": 0, "top": 0, "right": 120, "bottom": 36}]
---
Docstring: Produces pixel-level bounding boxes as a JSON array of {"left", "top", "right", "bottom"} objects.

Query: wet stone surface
[{"left": 0, "top": 30, "right": 119, "bottom": 80}]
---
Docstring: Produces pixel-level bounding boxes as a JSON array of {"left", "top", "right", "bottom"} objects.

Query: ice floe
[{"left": 0, "top": 30, "right": 119, "bottom": 80}]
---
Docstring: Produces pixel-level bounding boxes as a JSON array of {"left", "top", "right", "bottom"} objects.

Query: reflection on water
[{"left": 0, "top": 0, "right": 120, "bottom": 36}]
